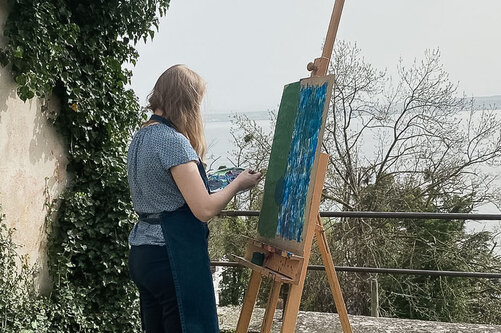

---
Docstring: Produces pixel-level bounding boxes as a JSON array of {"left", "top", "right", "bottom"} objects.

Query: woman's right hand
[
  {"left": 234, "top": 169, "right": 262, "bottom": 192},
  {"left": 173, "top": 163, "right": 263, "bottom": 222}
]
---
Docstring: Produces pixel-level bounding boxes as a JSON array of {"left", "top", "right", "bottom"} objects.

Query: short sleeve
[{"left": 156, "top": 129, "right": 199, "bottom": 170}]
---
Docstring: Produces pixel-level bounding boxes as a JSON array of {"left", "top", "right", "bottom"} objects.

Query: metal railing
[
  {"left": 219, "top": 210, "right": 501, "bottom": 221},
  {"left": 210, "top": 261, "right": 501, "bottom": 279},
  {"left": 213, "top": 210, "right": 501, "bottom": 280},
  {"left": 212, "top": 210, "right": 501, "bottom": 317}
]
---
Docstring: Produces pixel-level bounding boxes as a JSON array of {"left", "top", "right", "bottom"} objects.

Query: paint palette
[{"left": 207, "top": 167, "right": 245, "bottom": 193}]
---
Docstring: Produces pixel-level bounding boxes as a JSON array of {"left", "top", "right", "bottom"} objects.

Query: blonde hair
[{"left": 146, "top": 64, "right": 207, "bottom": 160}]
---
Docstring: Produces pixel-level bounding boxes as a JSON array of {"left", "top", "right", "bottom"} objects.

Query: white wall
[{"left": 0, "top": 2, "right": 68, "bottom": 294}]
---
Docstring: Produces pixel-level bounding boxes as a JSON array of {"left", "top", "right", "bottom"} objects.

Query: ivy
[
  {"left": 0, "top": 209, "right": 51, "bottom": 332},
  {"left": 1, "top": 0, "right": 170, "bottom": 331}
]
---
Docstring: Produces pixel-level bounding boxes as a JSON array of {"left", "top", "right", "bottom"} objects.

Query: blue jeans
[{"left": 129, "top": 245, "right": 182, "bottom": 333}]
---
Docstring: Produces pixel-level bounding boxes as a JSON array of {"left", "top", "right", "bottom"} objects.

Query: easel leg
[
  {"left": 280, "top": 279, "right": 305, "bottom": 333},
  {"left": 281, "top": 153, "right": 329, "bottom": 333},
  {"left": 316, "top": 215, "right": 352, "bottom": 333},
  {"left": 260, "top": 280, "right": 282, "bottom": 333},
  {"left": 236, "top": 270, "right": 263, "bottom": 333}
]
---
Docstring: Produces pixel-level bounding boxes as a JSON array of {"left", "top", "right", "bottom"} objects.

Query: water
[
  {"left": 204, "top": 109, "right": 501, "bottom": 244},
  {"left": 204, "top": 113, "right": 272, "bottom": 170}
]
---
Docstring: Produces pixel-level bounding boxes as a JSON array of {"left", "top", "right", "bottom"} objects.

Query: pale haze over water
[{"left": 204, "top": 108, "right": 501, "bottom": 243}]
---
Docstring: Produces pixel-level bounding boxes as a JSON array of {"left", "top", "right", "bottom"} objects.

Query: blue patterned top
[{"left": 127, "top": 123, "right": 198, "bottom": 246}]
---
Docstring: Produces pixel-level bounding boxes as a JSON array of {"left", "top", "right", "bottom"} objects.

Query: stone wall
[
  {"left": 0, "top": 2, "right": 68, "bottom": 294},
  {"left": 218, "top": 306, "right": 501, "bottom": 333}
]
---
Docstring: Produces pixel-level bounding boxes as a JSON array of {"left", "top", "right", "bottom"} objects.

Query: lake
[{"left": 204, "top": 109, "right": 501, "bottom": 243}]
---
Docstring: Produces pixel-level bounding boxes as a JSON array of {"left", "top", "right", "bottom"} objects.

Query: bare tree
[
  {"left": 324, "top": 43, "right": 501, "bottom": 213},
  {"left": 218, "top": 41, "right": 501, "bottom": 322},
  {"left": 319, "top": 41, "right": 501, "bottom": 320}
]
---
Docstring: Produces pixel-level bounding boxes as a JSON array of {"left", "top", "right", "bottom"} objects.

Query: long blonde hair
[{"left": 146, "top": 64, "right": 207, "bottom": 159}]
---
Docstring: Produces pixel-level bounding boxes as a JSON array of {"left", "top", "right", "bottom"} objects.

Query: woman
[{"left": 127, "top": 64, "right": 262, "bottom": 333}]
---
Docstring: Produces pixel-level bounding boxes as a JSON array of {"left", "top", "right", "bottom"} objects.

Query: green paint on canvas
[{"left": 257, "top": 81, "right": 300, "bottom": 238}]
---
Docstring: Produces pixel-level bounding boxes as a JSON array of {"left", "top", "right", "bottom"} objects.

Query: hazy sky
[{"left": 130, "top": 0, "right": 501, "bottom": 114}]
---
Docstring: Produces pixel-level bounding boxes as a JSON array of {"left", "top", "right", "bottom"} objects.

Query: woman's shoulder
[
  {"left": 149, "top": 125, "right": 199, "bottom": 166},
  {"left": 146, "top": 125, "right": 197, "bottom": 157},
  {"left": 135, "top": 123, "right": 188, "bottom": 145},
  {"left": 152, "top": 124, "right": 191, "bottom": 146},
  {"left": 131, "top": 124, "right": 196, "bottom": 157}
]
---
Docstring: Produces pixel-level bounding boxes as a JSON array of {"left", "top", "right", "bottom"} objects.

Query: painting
[{"left": 257, "top": 75, "right": 334, "bottom": 255}]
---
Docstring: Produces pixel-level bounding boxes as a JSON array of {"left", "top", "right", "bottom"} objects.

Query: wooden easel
[
  {"left": 233, "top": 153, "right": 352, "bottom": 332},
  {"left": 233, "top": 1, "right": 351, "bottom": 332}
]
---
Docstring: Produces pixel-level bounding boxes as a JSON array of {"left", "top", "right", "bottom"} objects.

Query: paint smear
[{"left": 276, "top": 82, "right": 328, "bottom": 241}]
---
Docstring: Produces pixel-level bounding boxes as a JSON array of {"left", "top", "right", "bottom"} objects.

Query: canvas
[{"left": 257, "top": 75, "right": 334, "bottom": 255}]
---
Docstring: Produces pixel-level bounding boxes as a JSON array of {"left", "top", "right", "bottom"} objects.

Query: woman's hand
[
  {"left": 172, "top": 163, "right": 262, "bottom": 222},
  {"left": 234, "top": 169, "right": 262, "bottom": 192}
]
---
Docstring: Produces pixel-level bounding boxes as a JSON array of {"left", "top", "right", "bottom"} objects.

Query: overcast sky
[{"left": 130, "top": 0, "right": 501, "bottom": 114}]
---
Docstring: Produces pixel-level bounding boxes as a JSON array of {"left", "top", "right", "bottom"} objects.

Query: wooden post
[
  {"left": 281, "top": 285, "right": 289, "bottom": 321},
  {"left": 308, "top": 0, "right": 346, "bottom": 77},
  {"left": 236, "top": 270, "right": 263, "bottom": 333},
  {"left": 371, "top": 278, "right": 379, "bottom": 317},
  {"left": 280, "top": 153, "right": 329, "bottom": 333},
  {"left": 315, "top": 216, "right": 353, "bottom": 332},
  {"left": 260, "top": 281, "right": 283, "bottom": 333}
]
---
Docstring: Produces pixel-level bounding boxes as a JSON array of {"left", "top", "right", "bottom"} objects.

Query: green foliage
[
  {"left": 1, "top": 0, "right": 170, "bottom": 331},
  {"left": 0, "top": 211, "right": 51, "bottom": 332},
  {"left": 331, "top": 176, "right": 501, "bottom": 322},
  {"left": 373, "top": 189, "right": 501, "bottom": 322}
]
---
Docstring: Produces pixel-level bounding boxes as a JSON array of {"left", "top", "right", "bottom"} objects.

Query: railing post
[{"left": 370, "top": 278, "right": 379, "bottom": 317}]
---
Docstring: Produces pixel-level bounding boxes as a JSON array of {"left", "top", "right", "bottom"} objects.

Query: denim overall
[{"left": 138, "top": 114, "right": 219, "bottom": 333}]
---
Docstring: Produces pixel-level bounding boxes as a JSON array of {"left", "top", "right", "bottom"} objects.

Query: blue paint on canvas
[{"left": 276, "top": 82, "right": 329, "bottom": 242}]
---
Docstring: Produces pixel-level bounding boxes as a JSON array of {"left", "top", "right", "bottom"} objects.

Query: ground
[{"left": 218, "top": 306, "right": 501, "bottom": 332}]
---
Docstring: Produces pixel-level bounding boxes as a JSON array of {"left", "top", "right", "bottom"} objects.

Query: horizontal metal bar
[
  {"left": 213, "top": 210, "right": 501, "bottom": 279},
  {"left": 210, "top": 261, "right": 501, "bottom": 279},
  {"left": 219, "top": 210, "right": 501, "bottom": 221}
]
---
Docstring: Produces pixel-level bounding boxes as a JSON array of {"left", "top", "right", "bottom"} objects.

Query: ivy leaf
[
  {"left": 15, "top": 74, "right": 26, "bottom": 86},
  {"left": 13, "top": 46, "right": 23, "bottom": 58}
]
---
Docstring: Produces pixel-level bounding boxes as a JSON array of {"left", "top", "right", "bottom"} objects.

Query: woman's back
[
  {"left": 127, "top": 122, "right": 198, "bottom": 246},
  {"left": 127, "top": 123, "right": 198, "bottom": 214}
]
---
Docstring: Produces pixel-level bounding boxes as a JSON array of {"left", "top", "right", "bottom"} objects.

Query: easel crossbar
[{"left": 232, "top": 255, "right": 295, "bottom": 283}]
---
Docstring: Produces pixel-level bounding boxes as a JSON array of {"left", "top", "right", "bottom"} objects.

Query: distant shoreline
[{"left": 203, "top": 95, "right": 501, "bottom": 122}]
